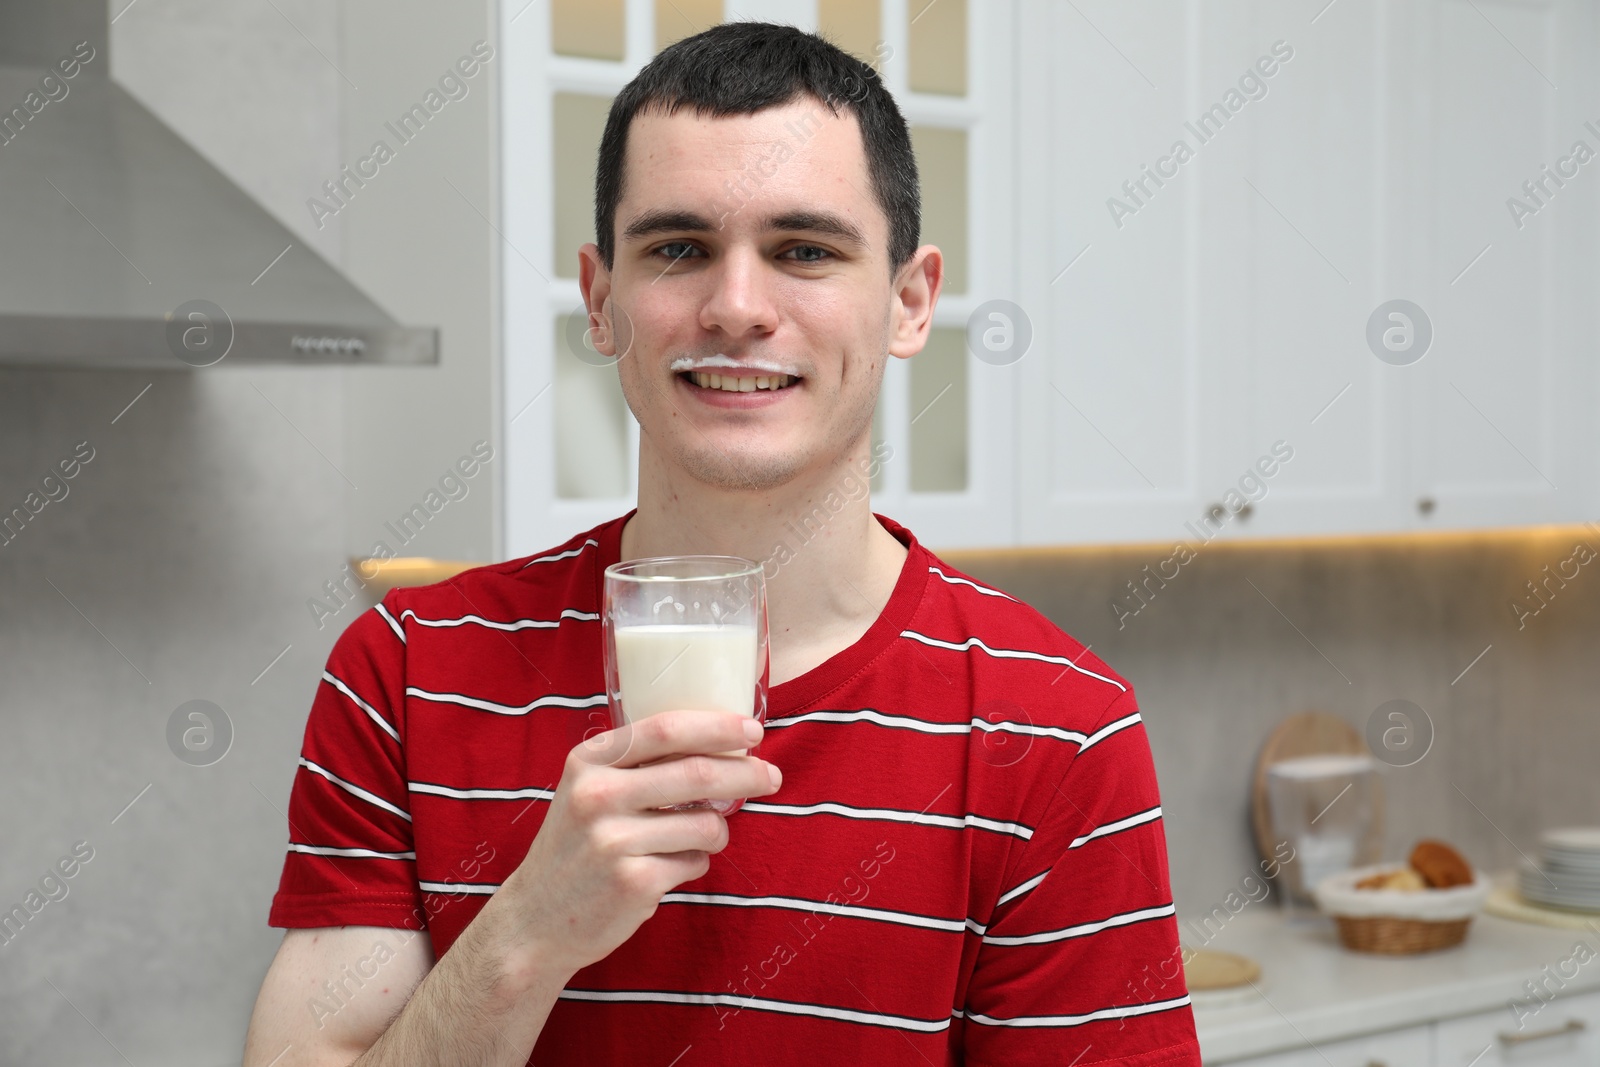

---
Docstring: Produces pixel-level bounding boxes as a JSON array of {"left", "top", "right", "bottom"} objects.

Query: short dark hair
[{"left": 594, "top": 21, "right": 920, "bottom": 278}]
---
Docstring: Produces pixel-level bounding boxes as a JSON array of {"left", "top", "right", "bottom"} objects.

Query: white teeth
[{"left": 689, "top": 371, "right": 794, "bottom": 392}]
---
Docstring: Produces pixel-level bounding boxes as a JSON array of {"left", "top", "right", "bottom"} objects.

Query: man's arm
[
  {"left": 242, "top": 926, "right": 433, "bottom": 1066},
  {"left": 242, "top": 902, "right": 572, "bottom": 1067},
  {"left": 962, "top": 689, "right": 1201, "bottom": 1067},
  {"left": 343, "top": 879, "right": 573, "bottom": 1066},
  {"left": 247, "top": 710, "right": 781, "bottom": 1066}
]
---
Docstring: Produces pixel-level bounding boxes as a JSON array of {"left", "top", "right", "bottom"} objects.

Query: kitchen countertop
[{"left": 1191, "top": 877, "right": 1600, "bottom": 1063}]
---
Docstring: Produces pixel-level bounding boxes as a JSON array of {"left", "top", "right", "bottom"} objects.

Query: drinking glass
[{"left": 602, "top": 555, "right": 769, "bottom": 815}]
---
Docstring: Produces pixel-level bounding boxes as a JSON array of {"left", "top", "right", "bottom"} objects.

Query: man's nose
[{"left": 699, "top": 247, "right": 781, "bottom": 338}]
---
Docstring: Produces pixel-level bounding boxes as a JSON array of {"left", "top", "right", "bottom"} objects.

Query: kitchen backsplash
[{"left": 945, "top": 526, "right": 1600, "bottom": 922}]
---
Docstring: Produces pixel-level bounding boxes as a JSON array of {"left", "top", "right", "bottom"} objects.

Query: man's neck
[{"left": 619, "top": 446, "right": 909, "bottom": 687}]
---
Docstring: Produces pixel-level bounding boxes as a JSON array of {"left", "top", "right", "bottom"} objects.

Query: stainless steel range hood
[{"left": 0, "top": 2, "right": 437, "bottom": 369}]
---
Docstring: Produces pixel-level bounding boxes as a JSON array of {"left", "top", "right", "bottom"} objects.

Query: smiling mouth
[{"left": 678, "top": 371, "right": 799, "bottom": 393}]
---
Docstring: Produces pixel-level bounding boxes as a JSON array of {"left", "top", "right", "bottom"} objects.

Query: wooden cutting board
[
  {"left": 1250, "top": 711, "right": 1383, "bottom": 866},
  {"left": 1182, "top": 947, "right": 1261, "bottom": 990}
]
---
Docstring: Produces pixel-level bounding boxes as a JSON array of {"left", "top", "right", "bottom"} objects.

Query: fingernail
[
  {"left": 767, "top": 763, "right": 782, "bottom": 789},
  {"left": 743, "top": 718, "right": 763, "bottom": 743}
]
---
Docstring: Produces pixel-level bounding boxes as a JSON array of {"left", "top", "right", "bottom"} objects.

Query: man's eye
[
  {"left": 783, "top": 245, "right": 832, "bottom": 263},
  {"left": 653, "top": 242, "right": 701, "bottom": 263}
]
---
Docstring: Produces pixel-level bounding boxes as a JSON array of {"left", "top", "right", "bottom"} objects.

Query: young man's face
[{"left": 580, "top": 96, "right": 939, "bottom": 494}]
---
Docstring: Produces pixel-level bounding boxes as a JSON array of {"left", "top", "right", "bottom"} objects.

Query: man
[{"left": 243, "top": 22, "right": 1200, "bottom": 1067}]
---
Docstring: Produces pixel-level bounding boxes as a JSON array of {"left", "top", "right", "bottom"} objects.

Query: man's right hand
[{"left": 499, "top": 709, "right": 782, "bottom": 978}]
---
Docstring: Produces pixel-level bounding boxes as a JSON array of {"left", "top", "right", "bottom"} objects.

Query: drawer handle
[
  {"left": 1498, "top": 1018, "right": 1586, "bottom": 1045},
  {"left": 1364, "top": 1060, "right": 1389, "bottom": 1067}
]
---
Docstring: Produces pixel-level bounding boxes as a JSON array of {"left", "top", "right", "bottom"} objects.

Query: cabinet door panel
[
  {"left": 1435, "top": 990, "right": 1600, "bottom": 1067},
  {"left": 1219, "top": 1023, "right": 1431, "bottom": 1067},
  {"left": 1411, "top": 0, "right": 1590, "bottom": 529},
  {"left": 1226, "top": 0, "right": 1412, "bottom": 539},
  {"left": 1018, "top": 1, "right": 1219, "bottom": 544}
]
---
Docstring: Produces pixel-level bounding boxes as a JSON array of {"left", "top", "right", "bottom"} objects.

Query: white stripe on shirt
[
  {"left": 420, "top": 880, "right": 498, "bottom": 895},
  {"left": 1069, "top": 805, "right": 1162, "bottom": 850},
  {"left": 518, "top": 539, "right": 598, "bottom": 569},
  {"left": 559, "top": 988, "right": 953, "bottom": 1033},
  {"left": 765, "top": 708, "right": 970, "bottom": 735},
  {"left": 374, "top": 603, "right": 406, "bottom": 643},
  {"left": 386, "top": 780, "right": 1032, "bottom": 841},
  {"left": 398, "top": 608, "right": 597, "bottom": 631},
  {"left": 404, "top": 687, "right": 607, "bottom": 716},
  {"left": 660, "top": 890, "right": 967, "bottom": 933},
  {"left": 928, "top": 566, "right": 1016, "bottom": 601},
  {"left": 981, "top": 902, "right": 1176, "bottom": 946},
  {"left": 995, "top": 870, "right": 1048, "bottom": 908},
  {"left": 740, "top": 799, "right": 1034, "bottom": 840},
  {"left": 764, "top": 707, "right": 1142, "bottom": 753},
  {"left": 398, "top": 880, "right": 1163, "bottom": 950},
  {"left": 300, "top": 757, "right": 411, "bottom": 822},
  {"left": 899, "top": 630, "right": 1127, "bottom": 692},
  {"left": 321, "top": 670, "right": 401, "bottom": 742},
  {"left": 1078, "top": 711, "right": 1143, "bottom": 751},
  {"left": 409, "top": 781, "right": 557, "bottom": 802},
  {"left": 960, "top": 993, "right": 1192, "bottom": 1028},
  {"left": 288, "top": 843, "right": 416, "bottom": 861}
]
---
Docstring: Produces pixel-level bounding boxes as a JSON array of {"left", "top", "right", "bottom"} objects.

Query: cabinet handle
[
  {"left": 1238, "top": 503, "right": 1254, "bottom": 520},
  {"left": 1363, "top": 1060, "right": 1389, "bottom": 1067},
  {"left": 1498, "top": 1018, "right": 1585, "bottom": 1045},
  {"left": 1416, "top": 496, "right": 1436, "bottom": 516}
]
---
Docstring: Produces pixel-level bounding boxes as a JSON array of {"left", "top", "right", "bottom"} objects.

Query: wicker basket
[
  {"left": 1314, "top": 864, "right": 1490, "bottom": 955},
  {"left": 1332, "top": 914, "right": 1473, "bottom": 954}
]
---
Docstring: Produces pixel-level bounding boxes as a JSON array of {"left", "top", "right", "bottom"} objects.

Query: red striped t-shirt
[{"left": 269, "top": 510, "right": 1200, "bottom": 1066}]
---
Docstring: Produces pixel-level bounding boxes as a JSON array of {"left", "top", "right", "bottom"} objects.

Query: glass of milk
[{"left": 602, "top": 555, "right": 769, "bottom": 815}]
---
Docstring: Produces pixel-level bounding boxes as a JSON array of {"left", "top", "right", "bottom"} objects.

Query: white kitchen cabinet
[
  {"left": 1014, "top": 0, "right": 1599, "bottom": 547},
  {"left": 1218, "top": 1022, "right": 1432, "bottom": 1067},
  {"left": 1215, "top": 990, "right": 1600, "bottom": 1067},
  {"left": 1015, "top": 0, "right": 1386, "bottom": 547},
  {"left": 1434, "top": 990, "right": 1600, "bottom": 1067},
  {"left": 1013, "top": 0, "right": 1235, "bottom": 547},
  {"left": 1400, "top": 0, "right": 1598, "bottom": 534},
  {"left": 1215, "top": 0, "right": 1412, "bottom": 542},
  {"left": 1222, "top": 0, "right": 1600, "bottom": 541}
]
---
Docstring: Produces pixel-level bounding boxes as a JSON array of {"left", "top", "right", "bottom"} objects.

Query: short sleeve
[
  {"left": 267, "top": 593, "right": 428, "bottom": 930},
  {"left": 961, "top": 689, "right": 1201, "bottom": 1067}
]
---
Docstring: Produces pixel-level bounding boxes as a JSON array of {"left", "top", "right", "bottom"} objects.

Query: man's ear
[
  {"left": 888, "top": 244, "right": 943, "bottom": 361},
  {"left": 577, "top": 242, "right": 621, "bottom": 359}
]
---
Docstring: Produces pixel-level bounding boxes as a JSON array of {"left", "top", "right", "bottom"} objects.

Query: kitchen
[{"left": 1, "top": 0, "right": 1597, "bottom": 1064}]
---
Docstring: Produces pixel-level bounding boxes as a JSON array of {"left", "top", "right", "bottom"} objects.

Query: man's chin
[{"left": 675, "top": 446, "right": 809, "bottom": 493}]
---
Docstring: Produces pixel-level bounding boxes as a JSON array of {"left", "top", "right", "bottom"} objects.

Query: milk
[{"left": 613, "top": 623, "right": 759, "bottom": 729}]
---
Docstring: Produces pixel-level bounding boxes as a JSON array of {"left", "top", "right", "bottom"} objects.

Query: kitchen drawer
[
  {"left": 1218, "top": 1024, "right": 1432, "bottom": 1067},
  {"left": 1435, "top": 991, "right": 1600, "bottom": 1067}
]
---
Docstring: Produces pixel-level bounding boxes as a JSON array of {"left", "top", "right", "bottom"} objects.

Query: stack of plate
[{"left": 1519, "top": 827, "right": 1600, "bottom": 913}]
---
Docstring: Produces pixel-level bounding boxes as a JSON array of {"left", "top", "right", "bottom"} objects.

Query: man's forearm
[{"left": 352, "top": 884, "right": 572, "bottom": 1067}]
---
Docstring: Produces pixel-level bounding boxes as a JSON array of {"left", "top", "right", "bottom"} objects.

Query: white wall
[{"left": 0, "top": 3, "right": 495, "bottom": 1062}]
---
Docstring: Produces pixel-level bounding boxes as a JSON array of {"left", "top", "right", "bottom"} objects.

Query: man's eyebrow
[
  {"left": 620, "top": 208, "right": 868, "bottom": 248},
  {"left": 621, "top": 209, "right": 714, "bottom": 243},
  {"left": 765, "top": 210, "right": 867, "bottom": 248}
]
